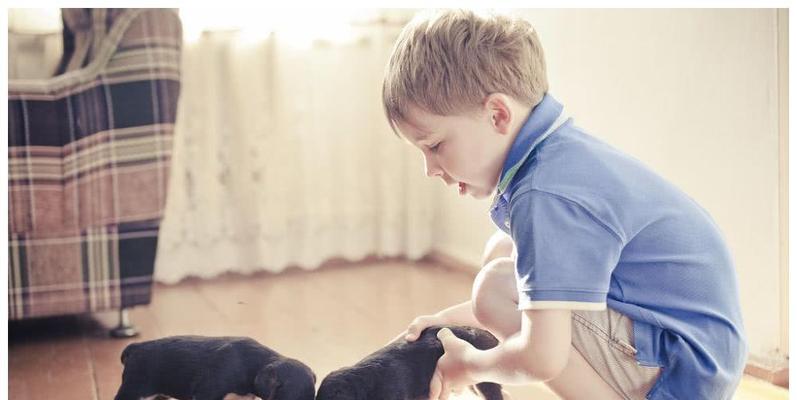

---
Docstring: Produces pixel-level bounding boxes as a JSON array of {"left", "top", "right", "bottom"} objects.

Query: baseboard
[
  {"left": 424, "top": 250, "right": 790, "bottom": 389},
  {"left": 422, "top": 250, "right": 480, "bottom": 276}
]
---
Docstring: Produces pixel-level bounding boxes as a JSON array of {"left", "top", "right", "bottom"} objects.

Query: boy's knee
[
  {"left": 481, "top": 231, "right": 515, "bottom": 266},
  {"left": 472, "top": 258, "right": 516, "bottom": 325}
]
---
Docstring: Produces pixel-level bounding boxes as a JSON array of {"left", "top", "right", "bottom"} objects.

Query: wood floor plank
[
  {"left": 7, "top": 261, "right": 788, "bottom": 400},
  {"left": 8, "top": 317, "right": 99, "bottom": 400}
]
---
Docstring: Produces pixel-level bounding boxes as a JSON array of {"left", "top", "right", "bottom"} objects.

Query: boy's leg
[
  {"left": 481, "top": 230, "right": 516, "bottom": 267},
  {"left": 473, "top": 230, "right": 518, "bottom": 337},
  {"left": 471, "top": 258, "right": 623, "bottom": 400}
]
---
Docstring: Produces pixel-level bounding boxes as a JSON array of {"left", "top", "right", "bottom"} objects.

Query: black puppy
[
  {"left": 316, "top": 326, "right": 503, "bottom": 400},
  {"left": 115, "top": 335, "right": 316, "bottom": 400}
]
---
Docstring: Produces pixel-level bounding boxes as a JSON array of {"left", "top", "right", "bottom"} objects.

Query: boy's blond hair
[{"left": 382, "top": 9, "right": 548, "bottom": 133}]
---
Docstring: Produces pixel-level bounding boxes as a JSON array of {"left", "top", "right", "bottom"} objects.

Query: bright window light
[{"left": 180, "top": 8, "right": 379, "bottom": 46}]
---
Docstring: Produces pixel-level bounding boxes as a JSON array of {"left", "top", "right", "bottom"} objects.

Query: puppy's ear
[
  {"left": 120, "top": 342, "right": 139, "bottom": 365},
  {"left": 254, "top": 365, "right": 280, "bottom": 400}
]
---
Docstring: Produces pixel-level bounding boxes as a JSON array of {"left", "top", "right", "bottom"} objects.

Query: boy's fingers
[
  {"left": 437, "top": 328, "right": 456, "bottom": 345},
  {"left": 406, "top": 320, "right": 427, "bottom": 341},
  {"left": 437, "top": 328, "right": 468, "bottom": 352},
  {"left": 407, "top": 315, "right": 441, "bottom": 342},
  {"left": 428, "top": 370, "right": 442, "bottom": 400},
  {"left": 439, "top": 377, "right": 451, "bottom": 400},
  {"left": 389, "top": 330, "right": 409, "bottom": 345},
  {"left": 437, "top": 327, "right": 453, "bottom": 338}
]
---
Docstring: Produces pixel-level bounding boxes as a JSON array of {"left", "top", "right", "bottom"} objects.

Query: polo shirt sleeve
[{"left": 509, "top": 189, "right": 624, "bottom": 311}]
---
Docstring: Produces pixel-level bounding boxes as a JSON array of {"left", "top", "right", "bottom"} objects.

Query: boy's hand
[
  {"left": 390, "top": 314, "right": 448, "bottom": 344},
  {"left": 428, "top": 328, "right": 478, "bottom": 400},
  {"left": 406, "top": 314, "right": 449, "bottom": 341}
]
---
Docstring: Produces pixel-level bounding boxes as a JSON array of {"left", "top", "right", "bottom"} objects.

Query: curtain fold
[{"left": 155, "top": 19, "right": 436, "bottom": 283}]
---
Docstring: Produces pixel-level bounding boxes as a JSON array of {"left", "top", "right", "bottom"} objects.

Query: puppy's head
[
  {"left": 254, "top": 358, "right": 316, "bottom": 400},
  {"left": 315, "top": 369, "right": 368, "bottom": 400}
]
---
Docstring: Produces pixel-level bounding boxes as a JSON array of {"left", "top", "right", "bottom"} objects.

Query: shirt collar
[{"left": 495, "top": 93, "right": 564, "bottom": 196}]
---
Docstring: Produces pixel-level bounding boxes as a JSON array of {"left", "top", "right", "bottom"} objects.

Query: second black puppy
[
  {"left": 115, "top": 335, "right": 316, "bottom": 400},
  {"left": 316, "top": 326, "right": 503, "bottom": 400}
]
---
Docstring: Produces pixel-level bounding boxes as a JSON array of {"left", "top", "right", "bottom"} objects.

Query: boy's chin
[{"left": 467, "top": 186, "right": 493, "bottom": 200}]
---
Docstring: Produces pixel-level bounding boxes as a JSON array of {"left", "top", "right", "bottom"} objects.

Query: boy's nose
[
  {"left": 424, "top": 158, "right": 443, "bottom": 178},
  {"left": 424, "top": 159, "right": 456, "bottom": 186}
]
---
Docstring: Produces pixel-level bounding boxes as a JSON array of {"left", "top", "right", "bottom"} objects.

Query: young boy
[{"left": 382, "top": 9, "right": 747, "bottom": 400}]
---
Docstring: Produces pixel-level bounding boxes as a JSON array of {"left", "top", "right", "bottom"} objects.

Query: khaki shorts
[{"left": 571, "top": 308, "right": 662, "bottom": 400}]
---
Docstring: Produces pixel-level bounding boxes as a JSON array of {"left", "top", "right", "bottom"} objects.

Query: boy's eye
[{"left": 430, "top": 142, "right": 441, "bottom": 152}]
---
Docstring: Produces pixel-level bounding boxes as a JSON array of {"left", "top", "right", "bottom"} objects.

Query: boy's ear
[{"left": 484, "top": 94, "right": 512, "bottom": 135}]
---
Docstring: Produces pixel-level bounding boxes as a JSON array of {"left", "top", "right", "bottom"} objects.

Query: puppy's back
[
  {"left": 317, "top": 325, "right": 503, "bottom": 400},
  {"left": 119, "top": 336, "right": 278, "bottom": 399}
]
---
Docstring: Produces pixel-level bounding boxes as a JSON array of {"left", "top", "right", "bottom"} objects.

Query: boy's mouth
[{"left": 458, "top": 182, "right": 467, "bottom": 195}]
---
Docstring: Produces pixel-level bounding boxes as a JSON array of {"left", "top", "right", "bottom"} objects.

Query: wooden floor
[{"left": 8, "top": 260, "right": 789, "bottom": 400}]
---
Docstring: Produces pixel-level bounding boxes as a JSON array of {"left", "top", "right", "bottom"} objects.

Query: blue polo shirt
[{"left": 490, "top": 94, "right": 747, "bottom": 399}]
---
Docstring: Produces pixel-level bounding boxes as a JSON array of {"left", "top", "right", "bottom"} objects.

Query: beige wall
[{"left": 431, "top": 9, "right": 787, "bottom": 362}]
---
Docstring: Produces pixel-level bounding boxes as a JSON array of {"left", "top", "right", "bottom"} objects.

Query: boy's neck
[
  {"left": 490, "top": 102, "right": 534, "bottom": 195},
  {"left": 509, "top": 103, "right": 535, "bottom": 139},
  {"left": 502, "top": 102, "right": 534, "bottom": 159}
]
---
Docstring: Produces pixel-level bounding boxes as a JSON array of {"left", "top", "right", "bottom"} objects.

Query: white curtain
[
  {"left": 8, "top": 9, "right": 63, "bottom": 79},
  {"left": 154, "top": 9, "right": 437, "bottom": 283}
]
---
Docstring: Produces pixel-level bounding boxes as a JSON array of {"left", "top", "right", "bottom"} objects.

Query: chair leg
[{"left": 110, "top": 308, "right": 139, "bottom": 338}]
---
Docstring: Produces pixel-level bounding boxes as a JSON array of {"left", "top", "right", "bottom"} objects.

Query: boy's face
[{"left": 395, "top": 101, "right": 516, "bottom": 200}]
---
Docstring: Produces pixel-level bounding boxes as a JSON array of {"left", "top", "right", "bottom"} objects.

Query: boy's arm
[
  {"left": 434, "top": 300, "right": 483, "bottom": 327},
  {"left": 436, "top": 308, "right": 572, "bottom": 386},
  {"left": 471, "top": 308, "right": 571, "bottom": 383}
]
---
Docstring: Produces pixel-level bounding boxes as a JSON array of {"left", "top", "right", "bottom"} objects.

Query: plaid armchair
[{"left": 8, "top": 9, "right": 182, "bottom": 335}]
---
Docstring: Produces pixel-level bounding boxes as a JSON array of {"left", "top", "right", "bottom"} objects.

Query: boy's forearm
[
  {"left": 465, "top": 310, "right": 571, "bottom": 385},
  {"left": 435, "top": 300, "right": 483, "bottom": 329},
  {"left": 465, "top": 334, "right": 547, "bottom": 385}
]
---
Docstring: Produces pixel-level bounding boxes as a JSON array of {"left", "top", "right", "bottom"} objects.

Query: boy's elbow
[
  {"left": 535, "top": 360, "right": 567, "bottom": 382},
  {"left": 512, "top": 308, "right": 572, "bottom": 382},
  {"left": 515, "top": 343, "right": 569, "bottom": 382},
  {"left": 527, "top": 353, "right": 568, "bottom": 382}
]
